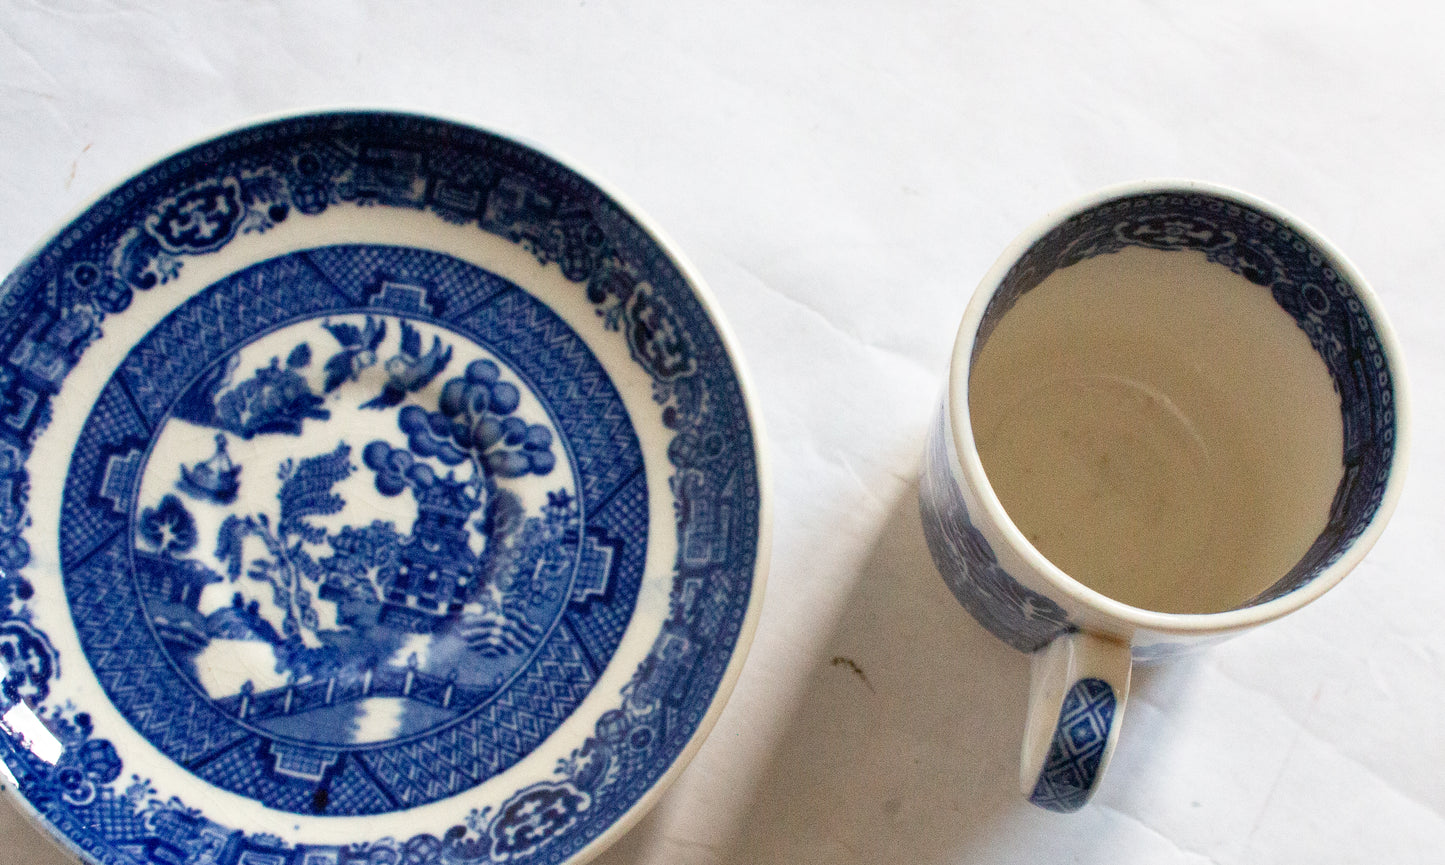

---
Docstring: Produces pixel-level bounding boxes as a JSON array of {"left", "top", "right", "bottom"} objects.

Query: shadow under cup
[{"left": 965, "top": 190, "right": 1402, "bottom": 619}]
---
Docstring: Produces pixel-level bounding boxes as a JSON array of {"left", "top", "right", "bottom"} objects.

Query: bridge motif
[{"left": 216, "top": 656, "right": 489, "bottom": 724}]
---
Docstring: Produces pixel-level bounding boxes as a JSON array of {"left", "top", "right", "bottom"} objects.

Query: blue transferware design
[
  {"left": 919, "top": 413, "right": 1073, "bottom": 653},
  {"left": 67, "top": 249, "right": 632, "bottom": 814},
  {"left": 1027, "top": 678, "right": 1116, "bottom": 813},
  {"left": 975, "top": 192, "right": 1397, "bottom": 607},
  {"left": 0, "top": 619, "right": 56, "bottom": 706},
  {"left": 925, "top": 192, "right": 1399, "bottom": 651},
  {"left": 0, "top": 113, "right": 761, "bottom": 865},
  {"left": 176, "top": 434, "right": 242, "bottom": 504}
]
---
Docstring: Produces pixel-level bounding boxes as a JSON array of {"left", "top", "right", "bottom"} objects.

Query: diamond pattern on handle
[{"left": 1028, "top": 677, "right": 1116, "bottom": 813}]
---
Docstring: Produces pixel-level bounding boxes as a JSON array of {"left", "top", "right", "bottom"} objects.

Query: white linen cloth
[{"left": 0, "top": 3, "right": 1440, "bottom": 862}]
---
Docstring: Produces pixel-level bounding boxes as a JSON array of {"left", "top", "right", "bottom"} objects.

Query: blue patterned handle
[
  {"left": 1028, "top": 677, "right": 1118, "bottom": 811},
  {"left": 1021, "top": 631, "right": 1132, "bottom": 812}
]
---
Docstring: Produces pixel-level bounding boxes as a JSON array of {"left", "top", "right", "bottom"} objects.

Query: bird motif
[
  {"left": 361, "top": 320, "right": 453, "bottom": 409},
  {"left": 321, "top": 316, "right": 386, "bottom": 393}
]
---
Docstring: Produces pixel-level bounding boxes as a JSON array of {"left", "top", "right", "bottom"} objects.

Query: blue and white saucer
[{"left": 0, "top": 112, "right": 768, "bottom": 865}]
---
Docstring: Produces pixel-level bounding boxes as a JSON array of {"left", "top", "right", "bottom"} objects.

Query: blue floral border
[{"left": 0, "top": 112, "right": 761, "bottom": 864}]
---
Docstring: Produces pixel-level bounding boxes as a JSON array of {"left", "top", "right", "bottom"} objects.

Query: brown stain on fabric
[{"left": 830, "top": 656, "right": 875, "bottom": 693}]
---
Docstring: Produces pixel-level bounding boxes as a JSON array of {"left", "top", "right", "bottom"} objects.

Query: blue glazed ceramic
[{"left": 0, "top": 112, "right": 768, "bottom": 864}]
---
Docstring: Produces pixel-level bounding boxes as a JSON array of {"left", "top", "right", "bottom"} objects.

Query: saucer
[{"left": 0, "top": 112, "right": 767, "bottom": 864}]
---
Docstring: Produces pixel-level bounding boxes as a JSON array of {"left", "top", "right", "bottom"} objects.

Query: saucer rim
[{"left": 0, "top": 108, "right": 772, "bottom": 865}]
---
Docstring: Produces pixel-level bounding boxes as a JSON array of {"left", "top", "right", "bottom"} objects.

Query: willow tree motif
[{"left": 215, "top": 444, "right": 353, "bottom": 648}]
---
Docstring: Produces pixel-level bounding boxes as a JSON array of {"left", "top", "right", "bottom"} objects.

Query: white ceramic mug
[{"left": 919, "top": 180, "right": 1409, "bottom": 812}]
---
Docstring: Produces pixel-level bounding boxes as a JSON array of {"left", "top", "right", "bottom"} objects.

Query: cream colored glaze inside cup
[{"left": 969, "top": 246, "right": 1343, "bottom": 615}]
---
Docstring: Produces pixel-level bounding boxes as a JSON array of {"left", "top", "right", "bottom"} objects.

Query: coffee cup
[{"left": 919, "top": 180, "right": 1409, "bottom": 812}]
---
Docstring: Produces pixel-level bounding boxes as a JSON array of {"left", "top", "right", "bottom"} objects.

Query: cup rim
[{"left": 947, "top": 178, "right": 1411, "bottom": 635}]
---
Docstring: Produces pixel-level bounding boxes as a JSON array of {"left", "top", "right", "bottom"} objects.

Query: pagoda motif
[{"left": 378, "top": 475, "right": 485, "bottom": 633}]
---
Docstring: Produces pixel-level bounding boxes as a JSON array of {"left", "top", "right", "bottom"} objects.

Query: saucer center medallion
[{"left": 63, "top": 245, "right": 644, "bottom": 815}]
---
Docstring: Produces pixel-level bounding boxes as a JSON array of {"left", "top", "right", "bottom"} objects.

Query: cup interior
[{"left": 967, "top": 187, "right": 1402, "bottom": 615}]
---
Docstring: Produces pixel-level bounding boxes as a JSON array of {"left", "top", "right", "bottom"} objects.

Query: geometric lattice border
[{"left": 0, "top": 111, "right": 763, "bottom": 865}]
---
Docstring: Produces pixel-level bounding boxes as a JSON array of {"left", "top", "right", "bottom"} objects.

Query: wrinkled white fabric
[{"left": 0, "top": 2, "right": 1441, "bottom": 863}]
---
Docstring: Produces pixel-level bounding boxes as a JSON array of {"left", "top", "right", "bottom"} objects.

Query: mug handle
[{"left": 1021, "top": 630, "right": 1133, "bottom": 812}]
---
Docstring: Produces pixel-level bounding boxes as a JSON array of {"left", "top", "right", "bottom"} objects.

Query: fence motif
[{"left": 216, "top": 660, "right": 488, "bottom": 723}]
